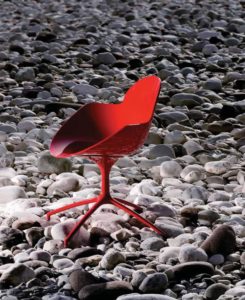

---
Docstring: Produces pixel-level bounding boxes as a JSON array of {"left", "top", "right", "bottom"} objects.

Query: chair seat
[{"left": 50, "top": 76, "right": 161, "bottom": 158}]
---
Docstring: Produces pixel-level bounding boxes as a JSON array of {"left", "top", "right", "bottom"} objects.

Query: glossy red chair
[{"left": 46, "top": 75, "right": 166, "bottom": 247}]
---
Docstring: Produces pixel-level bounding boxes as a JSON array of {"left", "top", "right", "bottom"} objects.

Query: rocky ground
[{"left": 0, "top": 0, "right": 245, "bottom": 299}]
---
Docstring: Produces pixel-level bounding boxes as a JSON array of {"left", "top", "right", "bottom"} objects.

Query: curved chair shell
[{"left": 50, "top": 76, "right": 161, "bottom": 158}]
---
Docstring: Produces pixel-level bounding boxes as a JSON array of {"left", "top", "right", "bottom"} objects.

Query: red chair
[{"left": 46, "top": 75, "right": 166, "bottom": 247}]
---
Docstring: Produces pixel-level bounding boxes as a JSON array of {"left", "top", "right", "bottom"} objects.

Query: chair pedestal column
[{"left": 47, "top": 156, "right": 166, "bottom": 248}]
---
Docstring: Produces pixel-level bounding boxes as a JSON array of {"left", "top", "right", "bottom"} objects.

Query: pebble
[
  {"left": 0, "top": 0, "right": 244, "bottom": 298},
  {"left": 0, "top": 186, "right": 26, "bottom": 205},
  {"left": 0, "top": 263, "right": 35, "bottom": 286},
  {"left": 37, "top": 151, "right": 72, "bottom": 174},
  {"left": 178, "top": 245, "right": 208, "bottom": 263},
  {"left": 100, "top": 249, "right": 126, "bottom": 270},
  {"left": 141, "top": 237, "right": 165, "bottom": 251},
  {"left": 139, "top": 272, "right": 168, "bottom": 293},
  {"left": 204, "top": 283, "right": 229, "bottom": 300},
  {"left": 204, "top": 161, "right": 231, "bottom": 175},
  {"left": 69, "top": 269, "right": 100, "bottom": 292},
  {"left": 160, "top": 161, "right": 182, "bottom": 178},
  {"left": 78, "top": 281, "right": 133, "bottom": 300},
  {"left": 201, "top": 225, "right": 236, "bottom": 256},
  {"left": 50, "top": 220, "right": 90, "bottom": 248}
]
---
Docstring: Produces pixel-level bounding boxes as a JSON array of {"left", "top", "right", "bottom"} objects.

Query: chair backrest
[{"left": 122, "top": 75, "right": 161, "bottom": 124}]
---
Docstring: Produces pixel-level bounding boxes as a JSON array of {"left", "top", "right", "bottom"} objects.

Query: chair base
[{"left": 46, "top": 193, "right": 164, "bottom": 247}]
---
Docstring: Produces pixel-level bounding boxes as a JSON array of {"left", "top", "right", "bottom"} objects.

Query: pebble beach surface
[{"left": 0, "top": 0, "right": 245, "bottom": 299}]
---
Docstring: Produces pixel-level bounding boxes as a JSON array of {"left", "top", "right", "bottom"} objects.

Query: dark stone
[
  {"left": 201, "top": 225, "right": 236, "bottom": 256},
  {"left": 78, "top": 281, "right": 133, "bottom": 300},
  {"left": 220, "top": 104, "right": 242, "bottom": 119},
  {"left": 0, "top": 227, "right": 23, "bottom": 249},
  {"left": 234, "top": 79, "right": 245, "bottom": 90},
  {"left": 68, "top": 247, "right": 103, "bottom": 260},
  {"left": 44, "top": 102, "right": 81, "bottom": 114},
  {"left": 36, "top": 30, "right": 56, "bottom": 42},
  {"left": 165, "top": 262, "right": 214, "bottom": 280},
  {"left": 69, "top": 269, "right": 100, "bottom": 292},
  {"left": 204, "top": 283, "right": 229, "bottom": 300},
  {"left": 25, "top": 227, "right": 44, "bottom": 247},
  {"left": 129, "top": 58, "right": 143, "bottom": 69}
]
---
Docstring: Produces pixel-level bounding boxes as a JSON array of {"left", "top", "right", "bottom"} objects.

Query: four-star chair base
[{"left": 46, "top": 156, "right": 165, "bottom": 247}]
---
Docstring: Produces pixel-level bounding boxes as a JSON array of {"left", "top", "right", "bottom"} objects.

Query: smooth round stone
[
  {"left": 129, "top": 179, "right": 161, "bottom": 196},
  {"left": 167, "top": 233, "right": 195, "bottom": 247},
  {"left": 72, "top": 83, "right": 98, "bottom": 96},
  {"left": 78, "top": 281, "right": 133, "bottom": 300},
  {"left": 148, "top": 203, "right": 176, "bottom": 218},
  {"left": 159, "top": 247, "right": 180, "bottom": 264},
  {"left": 0, "top": 263, "right": 35, "bottom": 286},
  {"left": 183, "top": 140, "right": 203, "bottom": 155},
  {"left": 202, "top": 44, "right": 218, "bottom": 55},
  {"left": 141, "top": 237, "right": 165, "bottom": 251},
  {"left": 51, "top": 220, "right": 90, "bottom": 248},
  {"left": 100, "top": 249, "right": 126, "bottom": 270},
  {"left": 0, "top": 186, "right": 27, "bottom": 205},
  {"left": 178, "top": 245, "right": 208, "bottom": 263},
  {"left": 204, "top": 283, "right": 228, "bottom": 300},
  {"left": 201, "top": 225, "right": 236, "bottom": 256},
  {"left": 37, "top": 151, "right": 72, "bottom": 174},
  {"left": 165, "top": 262, "right": 214, "bottom": 280},
  {"left": 131, "top": 270, "right": 147, "bottom": 288},
  {"left": 25, "top": 227, "right": 44, "bottom": 247},
  {"left": 204, "top": 161, "right": 231, "bottom": 175},
  {"left": 69, "top": 269, "right": 99, "bottom": 292},
  {"left": 95, "top": 52, "right": 116, "bottom": 65},
  {"left": 53, "top": 258, "right": 74, "bottom": 270},
  {"left": 198, "top": 210, "right": 220, "bottom": 226},
  {"left": 208, "top": 254, "right": 225, "bottom": 265},
  {"left": 110, "top": 228, "right": 133, "bottom": 241},
  {"left": 117, "top": 295, "right": 176, "bottom": 300},
  {"left": 29, "top": 250, "right": 51, "bottom": 263},
  {"left": 145, "top": 132, "right": 162, "bottom": 144},
  {"left": 43, "top": 295, "right": 76, "bottom": 300},
  {"left": 17, "top": 120, "right": 36, "bottom": 132},
  {"left": 158, "top": 112, "right": 189, "bottom": 125},
  {"left": 0, "top": 226, "right": 23, "bottom": 249},
  {"left": 203, "top": 77, "right": 222, "bottom": 92},
  {"left": 139, "top": 272, "right": 168, "bottom": 293},
  {"left": 180, "top": 164, "right": 205, "bottom": 183},
  {"left": 148, "top": 145, "right": 175, "bottom": 159},
  {"left": 181, "top": 293, "right": 203, "bottom": 300},
  {"left": 15, "top": 67, "right": 35, "bottom": 82},
  {"left": 161, "top": 178, "right": 182, "bottom": 187},
  {"left": 170, "top": 93, "right": 203, "bottom": 108},
  {"left": 156, "top": 217, "right": 184, "bottom": 237},
  {"left": 224, "top": 286, "right": 245, "bottom": 297},
  {"left": 182, "top": 186, "right": 209, "bottom": 201},
  {"left": 116, "top": 157, "right": 137, "bottom": 168},
  {"left": 43, "top": 240, "right": 64, "bottom": 255},
  {"left": 0, "top": 167, "right": 16, "bottom": 178},
  {"left": 164, "top": 130, "right": 186, "bottom": 144},
  {"left": 240, "top": 252, "right": 245, "bottom": 265},
  {"left": 47, "top": 177, "right": 79, "bottom": 195},
  {"left": 14, "top": 252, "right": 29, "bottom": 263},
  {"left": 160, "top": 160, "right": 182, "bottom": 178}
]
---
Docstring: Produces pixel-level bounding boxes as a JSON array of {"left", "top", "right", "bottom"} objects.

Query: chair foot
[
  {"left": 113, "top": 198, "right": 143, "bottom": 213},
  {"left": 110, "top": 198, "right": 165, "bottom": 236},
  {"left": 64, "top": 199, "right": 103, "bottom": 248},
  {"left": 46, "top": 197, "right": 98, "bottom": 221}
]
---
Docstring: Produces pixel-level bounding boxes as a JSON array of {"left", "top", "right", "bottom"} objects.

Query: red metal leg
[
  {"left": 114, "top": 198, "right": 143, "bottom": 212},
  {"left": 46, "top": 197, "right": 98, "bottom": 220},
  {"left": 110, "top": 198, "right": 165, "bottom": 236},
  {"left": 64, "top": 199, "right": 103, "bottom": 247}
]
